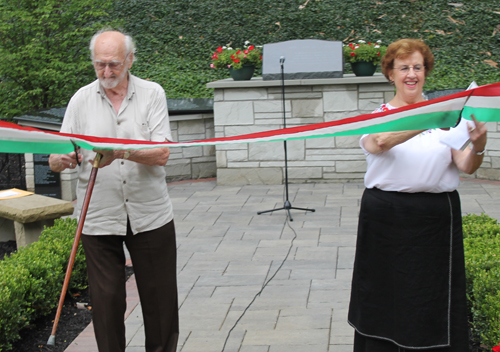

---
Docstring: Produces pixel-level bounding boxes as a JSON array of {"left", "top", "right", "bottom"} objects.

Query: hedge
[
  {"left": 463, "top": 213, "right": 500, "bottom": 349},
  {"left": 109, "top": 0, "right": 500, "bottom": 98},
  {"left": 0, "top": 218, "right": 84, "bottom": 351},
  {"left": 1, "top": 0, "right": 500, "bottom": 118}
]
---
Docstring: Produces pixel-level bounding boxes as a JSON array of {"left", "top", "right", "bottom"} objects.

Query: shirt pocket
[{"left": 138, "top": 122, "right": 151, "bottom": 141}]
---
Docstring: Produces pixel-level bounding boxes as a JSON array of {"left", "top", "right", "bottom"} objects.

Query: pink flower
[{"left": 210, "top": 63, "right": 215, "bottom": 68}]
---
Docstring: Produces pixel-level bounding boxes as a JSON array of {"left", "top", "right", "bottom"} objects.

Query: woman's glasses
[{"left": 394, "top": 65, "right": 425, "bottom": 74}]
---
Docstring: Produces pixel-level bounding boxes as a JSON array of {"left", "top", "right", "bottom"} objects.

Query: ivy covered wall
[{"left": 1, "top": 0, "right": 499, "bottom": 117}]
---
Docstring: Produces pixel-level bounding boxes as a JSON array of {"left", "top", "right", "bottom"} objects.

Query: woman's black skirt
[{"left": 348, "top": 188, "right": 469, "bottom": 351}]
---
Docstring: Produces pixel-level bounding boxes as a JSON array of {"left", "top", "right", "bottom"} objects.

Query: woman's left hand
[{"left": 468, "top": 114, "right": 487, "bottom": 154}]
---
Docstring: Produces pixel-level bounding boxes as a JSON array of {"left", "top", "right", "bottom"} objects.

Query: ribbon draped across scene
[{"left": 2, "top": 82, "right": 500, "bottom": 155}]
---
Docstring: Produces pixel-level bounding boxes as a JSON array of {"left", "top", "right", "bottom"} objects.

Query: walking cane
[{"left": 47, "top": 153, "right": 102, "bottom": 346}]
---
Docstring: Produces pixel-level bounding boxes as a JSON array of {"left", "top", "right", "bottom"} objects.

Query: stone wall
[
  {"left": 166, "top": 114, "right": 216, "bottom": 182},
  {"left": 207, "top": 74, "right": 500, "bottom": 186},
  {"left": 208, "top": 74, "right": 395, "bottom": 185}
]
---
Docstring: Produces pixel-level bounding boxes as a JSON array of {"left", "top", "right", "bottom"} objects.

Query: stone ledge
[
  {"left": 206, "top": 74, "right": 388, "bottom": 89},
  {"left": 0, "top": 194, "right": 73, "bottom": 223}
]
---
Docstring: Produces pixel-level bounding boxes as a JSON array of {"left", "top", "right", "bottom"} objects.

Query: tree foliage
[
  {"left": 0, "top": 0, "right": 116, "bottom": 117},
  {"left": 1, "top": 0, "right": 500, "bottom": 117}
]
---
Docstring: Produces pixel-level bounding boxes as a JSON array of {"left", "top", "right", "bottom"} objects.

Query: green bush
[
  {"left": 0, "top": 218, "right": 85, "bottom": 351},
  {"left": 0, "top": 0, "right": 118, "bottom": 119},
  {"left": 463, "top": 213, "right": 500, "bottom": 349},
  {"left": 2, "top": 0, "right": 499, "bottom": 118},
  {"left": 109, "top": 0, "right": 500, "bottom": 98}
]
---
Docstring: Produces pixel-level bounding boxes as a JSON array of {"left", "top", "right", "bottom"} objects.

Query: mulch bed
[{"left": 0, "top": 241, "right": 133, "bottom": 352}]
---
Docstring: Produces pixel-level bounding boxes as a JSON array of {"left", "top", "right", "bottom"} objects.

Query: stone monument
[{"left": 262, "top": 39, "right": 343, "bottom": 80}]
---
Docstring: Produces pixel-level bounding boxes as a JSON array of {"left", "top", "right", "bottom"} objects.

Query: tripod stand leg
[{"left": 257, "top": 207, "right": 287, "bottom": 215}]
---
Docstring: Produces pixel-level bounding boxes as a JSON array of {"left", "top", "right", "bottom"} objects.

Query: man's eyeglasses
[
  {"left": 93, "top": 60, "right": 125, "bottom": 71},
  {"left": 395, "top": 65, "right": 425, "bottom": 74}
]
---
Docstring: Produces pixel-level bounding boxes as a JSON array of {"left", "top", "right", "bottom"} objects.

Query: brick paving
[{"left": 65, "top": 178, "right": 500, "bottom": 352}]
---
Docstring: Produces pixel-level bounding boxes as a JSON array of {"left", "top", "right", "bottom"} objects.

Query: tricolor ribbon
[{"left": 2, "top": 82, "right": 500, "bottom": 155}]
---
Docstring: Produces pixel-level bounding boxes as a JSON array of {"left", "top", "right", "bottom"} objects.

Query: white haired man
[{"left": 49, "top": 29, "right": 179, "bottom": 352}]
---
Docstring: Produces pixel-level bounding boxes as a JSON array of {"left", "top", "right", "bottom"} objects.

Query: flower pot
[
  {"left": 229, "top": 64, "right": 255, "bottom": 80},
  {"left": 350, "top": 61, "right": 377, "bottom": 76}
]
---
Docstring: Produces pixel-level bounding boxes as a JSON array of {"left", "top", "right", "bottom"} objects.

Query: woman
[{"left": 348, "top": 38, "right": 487, "bottom": 351}]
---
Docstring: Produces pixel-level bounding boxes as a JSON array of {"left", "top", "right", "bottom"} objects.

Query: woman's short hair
[{"left": 381, "top": 39, "right": 434, "bottom": 80}]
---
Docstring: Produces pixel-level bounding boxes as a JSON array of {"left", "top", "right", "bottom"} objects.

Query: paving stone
[{"left": 67, "top": 179, "right": 500, "bottom": 352}]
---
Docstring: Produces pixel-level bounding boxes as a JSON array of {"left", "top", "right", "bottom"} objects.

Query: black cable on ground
[{"left": 221, "top": 215, "right": 298, "bottom": 351}]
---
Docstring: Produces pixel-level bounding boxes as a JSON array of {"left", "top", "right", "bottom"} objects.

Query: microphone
[{"left": 280, "top": 56, "right": 285, "bottom": 64}]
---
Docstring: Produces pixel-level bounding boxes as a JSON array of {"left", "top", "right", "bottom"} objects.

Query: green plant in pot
[
  {"left": 343, "top": 40, "right": 387, "bottom": 76},
  {"left": 210, "top": 41, "right": 263, "bottom": 80}
]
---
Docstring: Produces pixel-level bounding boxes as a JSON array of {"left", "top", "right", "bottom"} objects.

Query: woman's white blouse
[{"left": 361, "top": 104, "right": 461, "bottom": 193}]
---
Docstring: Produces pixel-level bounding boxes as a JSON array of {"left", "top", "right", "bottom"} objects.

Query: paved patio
[{"left": 65, "top": 177, "right": 500, "bottom": 352}]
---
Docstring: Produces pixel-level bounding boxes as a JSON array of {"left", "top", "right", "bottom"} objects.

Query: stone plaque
[
  {"left": 34, "top": 154, "right": 61, "bottom": 198},
  {"left": 262, "top": 39, "right": 343, "bottom": 80}
]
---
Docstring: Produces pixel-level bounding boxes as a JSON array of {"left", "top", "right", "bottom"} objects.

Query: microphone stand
[{"left": 257, "top": 57, "right": 315, "bottom": 221}]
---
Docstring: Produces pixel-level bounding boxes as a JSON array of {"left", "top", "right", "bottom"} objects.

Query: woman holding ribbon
[{"left": 348, "top": 38, "right": 487, "bottom": 351}]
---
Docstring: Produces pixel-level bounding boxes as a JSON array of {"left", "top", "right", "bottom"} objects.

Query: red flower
[
  {"left": 492, "top": 344, "right": 500, "bottom": 352},
  {"left": 259, "top": 55, "right": 262, "bottom": 60},
  {"left": 350, "top": 52, "right": 355, "bottom": 56},
  {"left": 233, "top": 58, "right": 240, "bottom": 63},
  {"left": 231, "top": 54, "right": 235, "bottom": 59},
  {"left": 236, "top": 50, "right": 241, "bottom": 54},
  {"left": 211, "top": 53, "right": 218, "bottom": 60},
  {"left": 244, "top": 49, "right": 249, "bottom": 54},
  {"left": 377, "top": 52, "right": 380, "bottom": 56},
  {"left": 368, "top": 42, "right": 371, "bottom": 45},
  {"left": 216, "top": 47, "right": 223, "bottom": 52},
  {"left": 249, "top": 45, "right": 255, "bottom": 50}
]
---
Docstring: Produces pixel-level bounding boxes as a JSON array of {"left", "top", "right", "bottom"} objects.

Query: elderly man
[{"left": 49, "top": 29, "right": 179, "bottom": 352}]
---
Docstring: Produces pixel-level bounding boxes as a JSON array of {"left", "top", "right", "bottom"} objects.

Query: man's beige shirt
[{"left": 61, "top": 74, "right": 174, "bottom": 235}]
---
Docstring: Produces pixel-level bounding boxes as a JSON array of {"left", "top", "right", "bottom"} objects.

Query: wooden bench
[{"left": 0, "top": 194, "right": 74, "bottom": 249}]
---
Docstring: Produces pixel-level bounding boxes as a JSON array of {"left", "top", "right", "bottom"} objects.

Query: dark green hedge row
[
  {"left": 463, "top": 213, "right": 500, "bottom": 349},
  {"left": 110, "top": 0, "right": 500, "bottom": 97},
  {"left": 0, "top": 218, "right": 84, "bottom": 351},
  {"left": 1, "top": 0, "right": 499, "bottom": 118}
]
